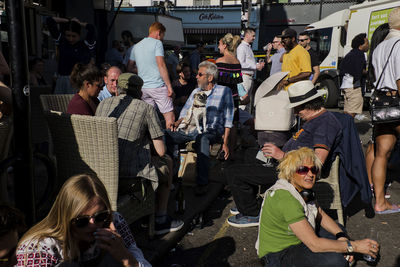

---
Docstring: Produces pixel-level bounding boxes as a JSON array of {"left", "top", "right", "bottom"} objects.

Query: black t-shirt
[
  {"left": 172, "top": 78, "right": 196, "bottom": 101},
  {"left": 308, "top": 48, "right": 320, "bottom": 68}
]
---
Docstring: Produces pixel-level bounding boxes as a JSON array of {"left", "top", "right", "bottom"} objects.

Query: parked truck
[
  {"left": 305, "top": 0, "right": 400, "bottom": 107},
  {"left": 113, "top": 12, "right": 184, "bottom": 46}
]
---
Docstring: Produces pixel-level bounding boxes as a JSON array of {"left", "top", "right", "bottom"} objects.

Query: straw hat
[
  {"left": 254, "top": 71, "right": 289, "bottom": 107},
  {"left": 286, "top": 80, "right": 327, "bottom": 108}
]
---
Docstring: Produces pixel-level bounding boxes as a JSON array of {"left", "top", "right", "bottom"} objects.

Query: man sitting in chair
[
  {"left": 95, "top": 73, "right": 184, "bottom": 235},
  {"left": 228, "top": 80, "right": 342, "bottom": 227},
  {"left": 165, "top": 61, "right": 234, "bottom": 196}
]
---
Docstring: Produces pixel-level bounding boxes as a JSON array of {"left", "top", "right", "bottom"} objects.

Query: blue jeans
[
  {"left": 262, "top": 226, "right": 348, "bottom": 267},
  {"left": 165, "top": 129, "right": 220, "bottom": 185}
]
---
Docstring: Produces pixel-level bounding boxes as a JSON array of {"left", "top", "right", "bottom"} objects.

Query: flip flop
[{"left": 375, "top": 204, "right": 400, "bottom": 214}]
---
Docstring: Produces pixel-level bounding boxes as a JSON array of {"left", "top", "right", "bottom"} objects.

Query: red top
[{"left": 67, "top": 93, "right": 99, "bottom": 116}]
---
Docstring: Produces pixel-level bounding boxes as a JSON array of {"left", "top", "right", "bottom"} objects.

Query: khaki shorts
[{"left": 343, "top": 87, "right": 363, "bottom": 114}]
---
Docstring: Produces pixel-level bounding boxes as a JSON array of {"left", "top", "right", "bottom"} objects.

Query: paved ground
[{"left": 135, "top": 110, "right": 400, "bottom": 267}]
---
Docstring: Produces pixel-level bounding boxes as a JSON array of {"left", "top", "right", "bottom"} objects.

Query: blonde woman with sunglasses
[
  {"left": 257, "top": 147, "right": 379, "bottom": 267},
  {"left": 16, "top": 174, "right": 151, "bottom": 267}
]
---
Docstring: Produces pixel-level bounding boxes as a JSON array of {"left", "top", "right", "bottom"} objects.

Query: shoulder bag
[{"left": 370, "top": 39, "right": 400, "bottom": 124}]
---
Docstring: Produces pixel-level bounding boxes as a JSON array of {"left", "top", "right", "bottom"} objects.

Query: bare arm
[
  {"left": 397, "top": 80, "right": 400, "bottom": 95},
  {"left": 0, "top": 52, "right": 10, "bottom": 75},
  {"left": 283, "top": 72, "right": 312, "bottom": 87},
  {"left": 311, "top": 66, "right": 320, "bottom": 84},
  {"left": 222, "top": 127, "right": 231, "bottom": 160},
  {"left": 289, "top": 219, "right": 378, "bottom": 256},
  {"left": 314, "top": 148, "right": 329, "bottom": 164},
  {"left": 126, "top": 60, "right": 137, "bottom": 74},
  {"left": 152, "top": 137, "right": 166, "bottom": 157},
  {"left": 262, "top": 145, "right": 329, "bottom": 164},
  {"left": 156, "top": 56, "right": 173, "bottom": 97},
  {"left": 318, "top": 207, "right": 343, "bottom": 235},
  {"left": 52, "top": 17, "right": 69, "bottom": 23}
]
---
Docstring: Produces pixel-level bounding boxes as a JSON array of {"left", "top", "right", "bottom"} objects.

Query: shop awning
[{"left": 183, "top": 27, "right": 241, "bottom": 35}]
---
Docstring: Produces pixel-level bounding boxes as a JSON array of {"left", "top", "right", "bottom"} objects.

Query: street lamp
[{"left": 93, "top": 0, "right": 113, "bottom": 11}]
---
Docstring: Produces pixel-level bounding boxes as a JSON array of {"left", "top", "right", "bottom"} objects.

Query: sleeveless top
[{"left": 216, "top": 62, "right": 242, "bottom": 121}]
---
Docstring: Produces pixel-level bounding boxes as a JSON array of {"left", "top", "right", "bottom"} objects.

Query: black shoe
[{"left": 194, "top": 184, "right": 208, "bottom": 196}]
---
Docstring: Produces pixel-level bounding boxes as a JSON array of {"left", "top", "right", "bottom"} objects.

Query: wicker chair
[
  {"left": 43, "top": 111, "right": 155, "bottom": 237},
  {"left": 314, "top": 155, "right": 344, "bottom": 225},
  {"left": 0, "top": 117, "right": 13, "bottom": 202},
  {"left": 40, "top": 94, "right": 74, "bottom": 113},
  {"left": 30, "top": 87, "right": 53, "bottom": 147}
]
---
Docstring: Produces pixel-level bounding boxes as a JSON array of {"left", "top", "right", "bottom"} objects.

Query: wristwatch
[{"left": 346, "top": 240, "right": 354, "bottom": 253}]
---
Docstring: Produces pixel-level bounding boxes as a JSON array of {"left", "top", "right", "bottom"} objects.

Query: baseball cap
[
  {"left": 118, "top": 73, "right": 143, "bottom": 91},
  {"left": 278, "top": 28, "right": 297, "bottom": 39}
]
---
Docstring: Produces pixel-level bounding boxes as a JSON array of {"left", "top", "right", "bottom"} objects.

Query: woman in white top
[{"left": 16, "top": 174, "right": 151, "bottom": 267}]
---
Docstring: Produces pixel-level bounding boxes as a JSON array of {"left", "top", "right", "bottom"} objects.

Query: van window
[{"left": 308, "top": 28, "right": 333, "bottom": 64}]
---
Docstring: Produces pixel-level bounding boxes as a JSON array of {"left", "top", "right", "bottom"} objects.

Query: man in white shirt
[{"left": 237, "top": 28, "right": 265, "bottom": 109}]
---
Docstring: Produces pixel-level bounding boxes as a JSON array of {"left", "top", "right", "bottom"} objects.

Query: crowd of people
[{"left": 3, "top": 7, "right": 400, "bottom": 267}]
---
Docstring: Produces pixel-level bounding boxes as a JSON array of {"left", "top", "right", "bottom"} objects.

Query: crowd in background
[{"left": 2, "top": 7, "right": 400, "bottom": 267}]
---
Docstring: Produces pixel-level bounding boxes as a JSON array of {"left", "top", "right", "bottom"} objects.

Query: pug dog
[{"left": 178, "top": 91, "right": 208, "bottom": 134}]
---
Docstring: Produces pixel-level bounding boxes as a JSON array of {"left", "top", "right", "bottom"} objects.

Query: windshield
[{"left": 307, "top": 28, "right": 333, "bottom": 64}]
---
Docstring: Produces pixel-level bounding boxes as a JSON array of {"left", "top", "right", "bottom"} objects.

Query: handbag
[{"left": 370, "top": 39, "right": 400, "bottom": 124}]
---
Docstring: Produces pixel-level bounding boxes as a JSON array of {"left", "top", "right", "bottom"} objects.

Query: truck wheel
[{"left": 320, "top": 79, "right": 339, "bottom": 108}]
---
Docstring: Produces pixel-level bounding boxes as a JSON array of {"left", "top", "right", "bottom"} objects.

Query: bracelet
[{"left": 335, "top": 231, "right": 350, "bottom": 240}]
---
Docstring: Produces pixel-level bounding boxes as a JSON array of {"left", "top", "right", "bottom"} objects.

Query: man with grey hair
[
  {"left": 370, "top": 7, "right": 400, "bottom": 215},
  {"left": 165, "top": 61, "right": 234, "bottom": 195}
]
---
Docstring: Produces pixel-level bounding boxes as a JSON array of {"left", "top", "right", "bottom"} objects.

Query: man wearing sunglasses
[
  {"left": 228, "top": 80, "right": 341, "bottom": 228},
  {"left": 278, "top": 28, "right": 312, "bottom": 90},
  {"left": 264, "top": 36, "right": 285, "bottom": 76},
  {"left": 166, "top": 60, "right": 234, "bottom": 196},
  {"left": 298, "top": 32, "right": 320, "bottom": 85}
]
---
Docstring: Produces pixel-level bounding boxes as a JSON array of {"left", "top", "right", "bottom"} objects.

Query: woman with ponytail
[
  {"left": 216, "top": 33, "right": 243, "bottom": 157},
  {"left": 67, "top": 63, "right": 103, "bottom": 115}
]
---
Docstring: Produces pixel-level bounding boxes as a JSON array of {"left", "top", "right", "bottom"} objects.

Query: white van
[{"left": 305, "top": 0, "right": 400, "bottom": 107}]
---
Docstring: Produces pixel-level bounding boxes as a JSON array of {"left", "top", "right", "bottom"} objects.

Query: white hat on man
[{"left": 286, "top": 80, "right": 327, "bottom": 109}]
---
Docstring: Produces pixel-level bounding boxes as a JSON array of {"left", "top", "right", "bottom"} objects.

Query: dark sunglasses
[
  {"left": 71, "top": 210, "right": 110, "bottom": 228},
  {"left": 296, "top": 166, "right": 319, "bottom": 175},
  {"left": 197, "top": 72, "right": 207, "bottom": 77},
  {"left": 298, "top": 39, "right": 309, "bottom": 42}
]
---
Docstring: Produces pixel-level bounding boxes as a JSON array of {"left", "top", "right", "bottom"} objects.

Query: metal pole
[
  {"left": 319, "top": 0, "right": 323, "bottom": 20},
  {"left": 5, "top": 0, "right": 36, "bottom": 225}
]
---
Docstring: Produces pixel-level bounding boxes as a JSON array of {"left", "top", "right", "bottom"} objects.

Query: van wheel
[{"left": 320, "top": 79, "right": 339, "bottom": 108}]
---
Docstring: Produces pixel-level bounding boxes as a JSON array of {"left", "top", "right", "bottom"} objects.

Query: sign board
[
  {"left": 368, "top": 8, "right": 394, "bottom": 40},
  {"left": 114, "top": 12, "right": 184, "bottom": 46}
]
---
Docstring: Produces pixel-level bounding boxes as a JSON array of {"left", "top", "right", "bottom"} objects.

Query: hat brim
[
  {"left": 254, "top": 71, "right": 289, "bottom": 107},
  {"left": 286, "top": 89, "right": 327, "bottom": 109}
]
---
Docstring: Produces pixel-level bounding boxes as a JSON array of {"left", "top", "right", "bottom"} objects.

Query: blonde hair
[
  {"left": 220, "top": 33, "right": 241, "bottom": 54},
  {"left": 277, "top": 147, "right": 322, "bottom": 182},
  {"left": 18, "top": 174, "right": 112, "bottom": 262},
  {"left": 149, "top": 22, "right": 166, "bottom": 34}
]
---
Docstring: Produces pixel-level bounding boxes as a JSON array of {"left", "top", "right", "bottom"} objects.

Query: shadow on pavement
[{"left": 156, "top": 236, "right": 236, "bottom": 267}]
